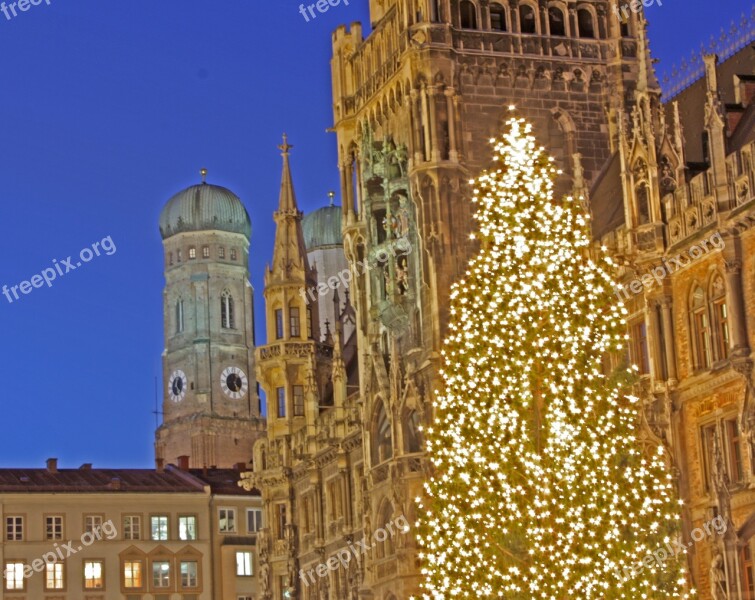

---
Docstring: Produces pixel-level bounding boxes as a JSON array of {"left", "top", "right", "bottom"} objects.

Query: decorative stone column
[
  {"left": 660, "top": 297, "right": 678, "bottom": 383},
  {"left": 445, "top": 87, "right": 459, "bottom": 162}
]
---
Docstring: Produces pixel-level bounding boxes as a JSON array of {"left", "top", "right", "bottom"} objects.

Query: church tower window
[
  {"left": 230, "top": 248, "right": 237, "bottom": 261},
  {"left": 176, "top": 249, "right": 182, "bottom": 262},
  {"left": 710, "top": 274, "right": 730, "bottom": 361},
  {"left": 218, "top": 246, "right": 225, "bottom": 259},
  {"left": 372, "top": 401, "right": 393, "bottom": 464},
  {"left": 175, "top": 299, "right": 184, "bottom": 334},
  {"left": 293, "top": 385, "right": 304, "bottom": 416},
  {"left": 202, "top": 245, "right": 209, "bottom": 258},
  {"left": 189, "top": 246, "right": 196, "bottom": 259},
  {"left": 276, "top": 387, "right": 286, "bottom": 418},
  {"left": 221, "top": 290, "right": 235, "bottom": 329},
  {"left": 275, "top": 309, "right": 284, "bottom": 339}
]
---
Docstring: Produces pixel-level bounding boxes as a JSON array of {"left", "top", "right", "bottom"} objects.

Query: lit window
[
  {"left": 178, "top": 515, "right": 197, "bottom": 540},
  {"left": 84, "top": 514, "right": 103, "bottom": 534},
  {"left": 46, "top": 515, "right": 64, "bottom": 540},
  {"left": 277, "top": 387, "right": 286, "bottom": 418},
  {"left": 235, "top": 551, "right": 253, "bottom": 576},
  {"left": 180, "top": 560, "right": 198, "bottom": 588},
  {"left": 293, "top": 385, "right": 304, "bottom": 417},
  {"left": 275, "top": 309, "right": 284, "bottom": 339},
  {"left": 218, "top": 246, "right": 225, "bottom": 259},
  {"left": 4, "top": 562, "right": 25, "bottom": 590},
  {"left": 123, "top": 560, "right": 143, "bottom": 589},
  {"left": 189, "top": 246, "right": 196, "bottom": 259},
  {"left": 221, "top": 290, "right": 235, "bottom": 329},
  {"left": 151, "top": 515, "right": 169, "bottom": 541},
  {"left": 219, "top": 508, "right": 236, "bottom": 533},
  {"left": 84, "top": 560, "right": 104, "bottom": 589},
  {"left": 202, "top": 245, "right": 210, "bottom": 258},
  {"left": 289, "top": 306, "right": 301, "bottom": 337},
  {"left": 6, "top": 516, "right": 23, "bottom": 541},
  {"left": 230, "top": 248, "right": 237, "bottom": 260},
  {"left": 45, "top": 562, "right": 64, "bottom": 590},
  {"left": 246, "top": 508, "right": 263, "bottom": 533},
  {"left": 123, "top": 515, "right": 141, "bottom": 540},
  {"left": 152, "top": 561, "right": 170, "bottom": 588}
]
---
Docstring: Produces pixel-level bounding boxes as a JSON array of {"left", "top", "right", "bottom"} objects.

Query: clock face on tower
[
  {"left": 168, "top": 370, "right": 188, "bottom": 403},
  {"left": 220, "top": 366, "right": 248, "bottom": 399}
]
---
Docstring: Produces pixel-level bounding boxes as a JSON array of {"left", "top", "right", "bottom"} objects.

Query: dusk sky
[{"left": 0, "top": 0, "right": 751, "bottom": 468}]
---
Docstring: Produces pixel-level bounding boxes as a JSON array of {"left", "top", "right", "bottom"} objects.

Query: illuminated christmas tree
[{"left": 415, "top": 115, "right": 689, "bottom": 599}]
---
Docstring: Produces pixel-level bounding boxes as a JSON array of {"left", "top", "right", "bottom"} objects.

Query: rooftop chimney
[
  {"left": 155, "top": 458, "right": 165, "bottom": 473},
  {"left": 177, "top": 455, "right": 190, "bottom": 470},
  {"left": 46, "top": 458, "right": 58, "bottom": 474}
]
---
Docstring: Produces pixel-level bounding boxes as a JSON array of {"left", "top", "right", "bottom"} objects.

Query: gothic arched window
[
  {"left": 635, "top": 182, "right": 651, "bottom": 225},
  {"left": 175, "top": 298, "right": 184, "bottom": 334},
  {"left": 221, "top": 290, "right": 235, "bottom": 329},
  {"left": 519, "top": 4, "right": 537, "bottom": 34},
  {"left": 460, "top": 0, "right": 477, "bottom": 29},
  {"left": 490, "top": 2, "right": 506, "bottom": 31},
  {"left": 691, "top": 286, "right": 712, "bottom": 370},
  {"left": 372, "top": 401, "right": 393, "bottom": 465},
  {"left": 548, "top": 6, "right": 566, "bottom": 36},
  {"left": 577, "top": 8, "right": 595, "bottom": 38},
  {"left": 403, "top": 409, "right": 423, "bottom": 453},
  {"left": 710, "top": 274, "right": 730, "bottom": 361},
  {"left": 375, "top": 501, "right": 396, "bottom": 559}
]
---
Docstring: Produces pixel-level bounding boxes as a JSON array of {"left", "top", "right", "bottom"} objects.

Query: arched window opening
[
  {"left": 490, "top": 3, "right": 506, "bottom": 31},
  {"left": 635, "top": 182, "right": 650, "bottom": 225},
  {"left": 375, "top": 502, "right": 396, "bottom": 559},
  {"left": 548, "top": 7, "right": 566, "bottom": 36},
  {"left": 372, "top": 401, "right": 393, "bottom": 465},
  {"left": 460, "top": 0, "right": 477, "bottom": 29},
  {"left": 691, "top": 286, "right": 712, "bottom": 370},
  {"left": 175, "top": 298, "right": 184, "bottom": 334},
  {"left": 710, "top": 275, "right": 730, "bottom": 361},
  {"left": 519, "top": 4, "right": 537, "bottom": 34},
  {"left": 403, "top": 410, "right": 423, "bottom": 453},
  {"left": 221, "top": 290, "right": 235, "bottom": 329},
  {"left": 577, "top": 8, "right": 595, "bottom": 38}
]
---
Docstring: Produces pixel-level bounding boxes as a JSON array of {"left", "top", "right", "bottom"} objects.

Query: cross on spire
[
  {"left": 279, "top": 133, "right": 293, "bottom": 156},
  {"left": 200, "top": 167, "right": 208, "bottom": 183}
]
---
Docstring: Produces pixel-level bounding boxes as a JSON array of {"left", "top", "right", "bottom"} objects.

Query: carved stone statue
[{"left": 709, "top": 550, "right": 727, "bottom": 599}]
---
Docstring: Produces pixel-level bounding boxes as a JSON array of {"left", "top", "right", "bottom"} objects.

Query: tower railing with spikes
[{"left": 660, "top": 9, "right": 755, "bottom": 100}]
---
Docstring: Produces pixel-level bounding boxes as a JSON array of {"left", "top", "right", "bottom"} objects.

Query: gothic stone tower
[
  {"left": 155, "top": 172, "right": 264, "bottom": 468},
  {"left": 330, "top": 1, "right": 653, "bottom": 596}
]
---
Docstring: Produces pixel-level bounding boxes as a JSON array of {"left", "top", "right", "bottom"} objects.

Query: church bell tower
[{"left": 155, "top": 169, "right": 264, "bottom": 468}]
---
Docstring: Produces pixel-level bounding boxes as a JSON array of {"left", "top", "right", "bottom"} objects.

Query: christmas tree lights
[{"left": 415, "top": 116, "right": 689, "bottom": 599}]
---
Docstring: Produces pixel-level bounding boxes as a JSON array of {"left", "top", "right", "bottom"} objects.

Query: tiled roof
[
  {"left": 0, "top": 467, "right": 206, "bottom": 494},
  {"left": 187, "top": 468, "right": 260, "bottom": 496}
]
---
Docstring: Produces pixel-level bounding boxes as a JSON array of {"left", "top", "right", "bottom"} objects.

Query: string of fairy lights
[{"left": 414, "top": 114, "right": 689, "bottom": 599}]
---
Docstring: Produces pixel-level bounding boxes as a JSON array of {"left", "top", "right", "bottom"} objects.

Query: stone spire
[{"left": 267, "top": 134, "right": 313, "bottom": 289}]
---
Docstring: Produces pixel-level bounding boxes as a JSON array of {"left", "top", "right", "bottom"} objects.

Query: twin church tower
[{"left": 154, "top": 142, "right": 347, "bottom": 469}]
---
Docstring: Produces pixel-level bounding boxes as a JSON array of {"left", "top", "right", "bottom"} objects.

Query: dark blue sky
[{"left": 0, "top": 0, "right": 750, "bottom": 468}]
